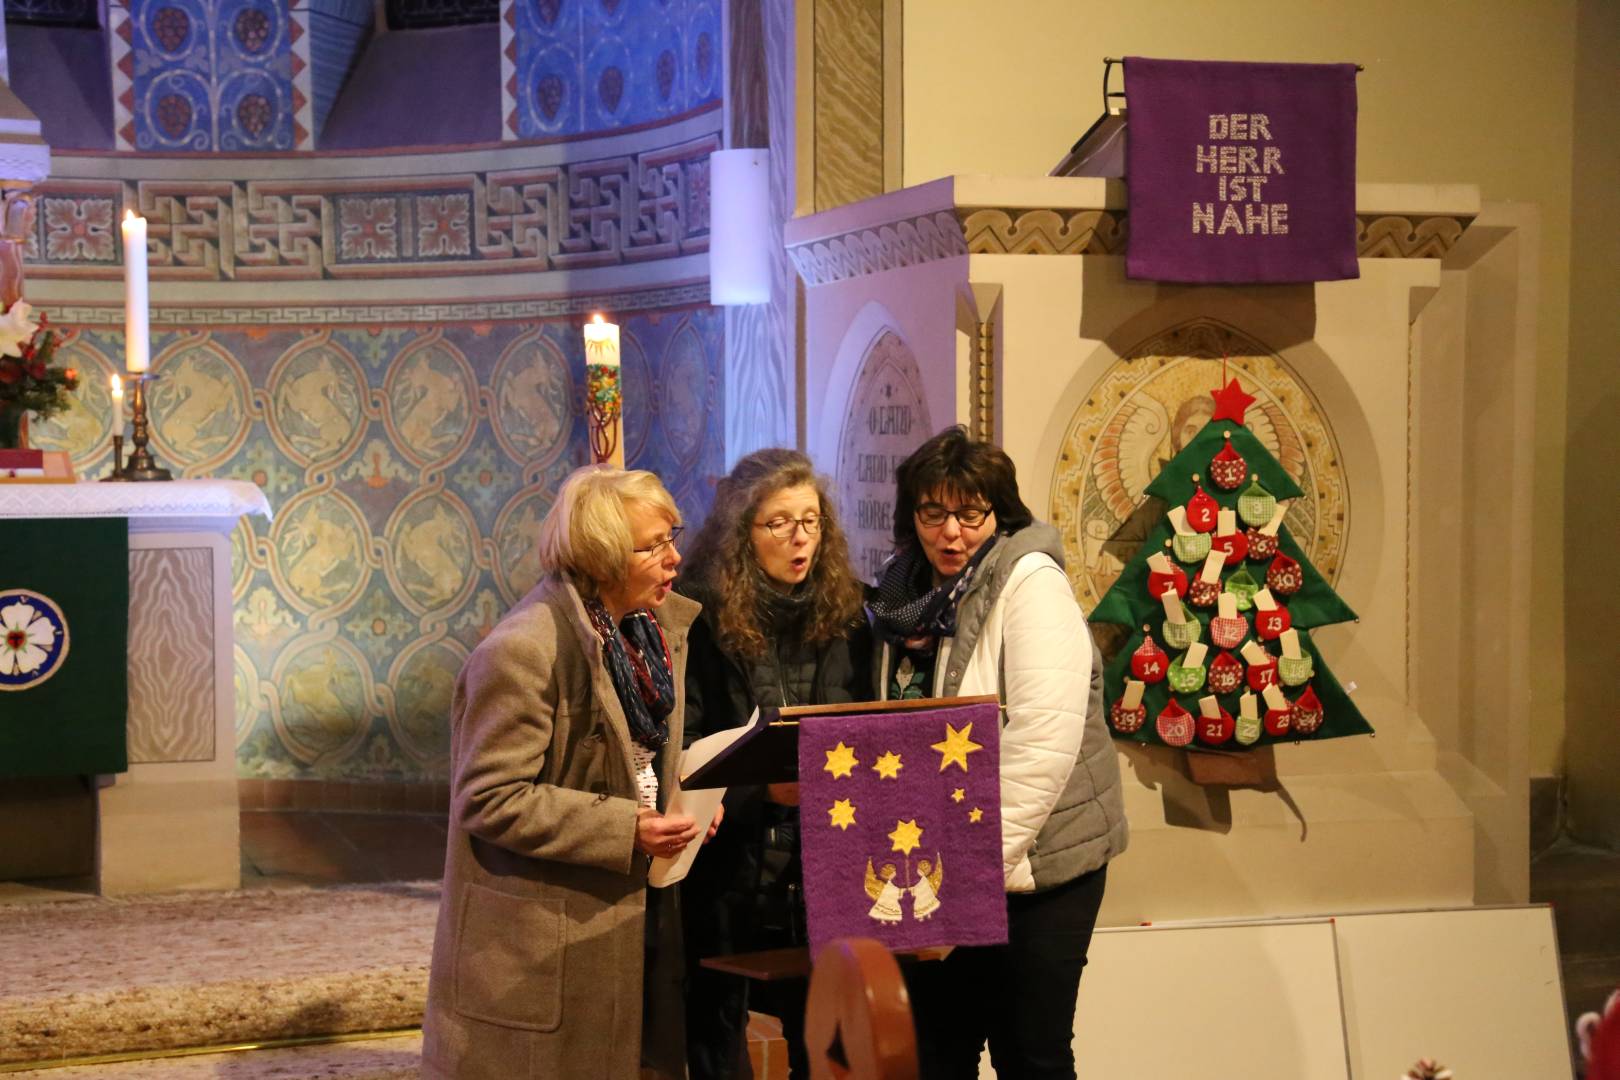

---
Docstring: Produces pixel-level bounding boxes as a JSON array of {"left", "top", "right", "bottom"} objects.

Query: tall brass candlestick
[{"left": 124, "top": 373, "right": 172, "bottom": 481}]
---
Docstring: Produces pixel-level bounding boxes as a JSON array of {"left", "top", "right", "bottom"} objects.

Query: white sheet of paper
[{"left": 648, "top": 722, "right": 752, "bottom": 888}]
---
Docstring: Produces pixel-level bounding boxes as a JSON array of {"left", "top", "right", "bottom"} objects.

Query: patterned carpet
[{"left": 0, "top": 883, "right": 438, "bottom": 1068}]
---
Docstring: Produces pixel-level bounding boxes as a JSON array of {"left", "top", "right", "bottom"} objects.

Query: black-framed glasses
[
  {"left": 914, "top": 503, "right": 992, "bottom": 528},
  {"left": 632, "top": 526, "right": 684, "bottom": 559},
  {"left": 754, "top": 514, "right": 822, "bottom": 540}
]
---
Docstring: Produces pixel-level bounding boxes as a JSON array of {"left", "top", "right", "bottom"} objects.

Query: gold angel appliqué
[{"left": 864, "top": 853, "right": 944, "bottom": 923}]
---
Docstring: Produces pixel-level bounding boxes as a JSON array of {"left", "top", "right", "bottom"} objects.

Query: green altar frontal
[{"left": 0, "top": 517, "right": 129, "bottom": 777}]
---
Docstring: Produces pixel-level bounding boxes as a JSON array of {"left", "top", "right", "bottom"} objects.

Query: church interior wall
[{"left": 10, "top": 0, "right": 730, "bottom": 789}]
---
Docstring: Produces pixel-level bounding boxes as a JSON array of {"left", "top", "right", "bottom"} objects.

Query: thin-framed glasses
[
  {"left": 914, "top": 503, "right": 991, "bottom": 528},
  {"left": 633, "top": 525, "right": 684, "bottom": 559},
  {"left": 755, "top": 514, "right": 822, "bottom": 540}
]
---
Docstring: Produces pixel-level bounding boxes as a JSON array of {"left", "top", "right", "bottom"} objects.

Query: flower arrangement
[{"left": 0, "top": 301, "right": 79, "bottom": 448}]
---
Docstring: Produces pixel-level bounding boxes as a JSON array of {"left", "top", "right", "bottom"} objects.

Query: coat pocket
[{"left": 454, "top": 883, "right": 565, "bottom": 1032}]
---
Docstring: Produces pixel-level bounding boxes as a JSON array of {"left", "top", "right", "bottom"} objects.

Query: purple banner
[
  {"left": 1124, "top": 57, "right": 1359, "bottom": 283},
  {"left": 797, "top": 702, "right": 1008, "bottom": 957}
]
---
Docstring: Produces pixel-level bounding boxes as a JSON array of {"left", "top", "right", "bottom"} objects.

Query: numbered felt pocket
[
  {"left": 1225, "top": 567, "right": 1261, "bottom": 610},
  {"left": 1173, "top": 531, "right": 1212, "bottom": 564},
  {"left": 1209, "top": 438, "right": 1248, "bottom": 491},
  {"left": 1237, "top": 478, "right": 1277, "bottom": 526},
  {"left": 1278, "top": 653, "right": 1315, "bottom": 686},
  {"left": 1162, "top": 616, "right": 1200, "bottom": 651},
  {"left": 1207, "top": 650, "right": 1245, "bottom": 695},
  {"left": 1210, "top": 614, "right": 1248, "bottom": 649},
  {"left": 1212, "top": 530, "right": 1249, "bottom": 565},
  {"left": 1254, "top": 605, "right": 1292, "bottom": 641},
  {"left": 1147, "top": 564, "right": 1189, "bottom": 600},
  {"left": 1197, "top": 707, "right": 1235, "bottom": 747},
  {"left": 1156, "top": 701, "right": 1195, "bottom": 747},
  {"left": 1245, "top": 527, "right": 1279, "bottom": 561},
  {"left": 1290, "top": 686, "right": 1325, "bottom": 735},
  {"left": 1110, "top": 700, "right": 1147, "bottom": 733},
  {"left": 1246, "top": 655, "right": 1279, "bottom": 691},
  {"left": 1267, "top": 553, "right": 1303, "bottom": 597},
  {"left": 1235, "top": 711, "right": 1262, "bottom": 746},
  {"left": 1187, "top": 578, "right": 1219, "bottom": 609},
  {"left": 1167, "top": 656, "right": 1207, "bottom": 694},
  {"left": 1130, "top": 637, "right": 1169, "bottom": 683}
]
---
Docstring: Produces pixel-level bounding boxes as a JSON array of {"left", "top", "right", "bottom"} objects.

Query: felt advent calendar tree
[{"left": 1089, "top": 378, "right": 1372, "bottom": 751}]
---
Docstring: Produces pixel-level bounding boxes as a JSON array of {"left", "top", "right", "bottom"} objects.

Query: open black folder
[{"left": 680, "top": 694, "right": 998, "bottom": 790}]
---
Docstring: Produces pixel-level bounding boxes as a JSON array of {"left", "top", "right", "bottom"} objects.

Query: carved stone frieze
[{"left": 789, "top": 206, "right": 1473, "bottom": 286}]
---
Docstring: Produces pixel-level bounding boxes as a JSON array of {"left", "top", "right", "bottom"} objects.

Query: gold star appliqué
[
  {"left": 872, "top": 751, "right": 903, "bottom": 779},
  {"left": 932, "top": 722, "right": 984, "bottom": 773},
  {"left": 828, "top": 799, "right": 856, "bottom": 830},
  {"left": 888, "top": 819, "right": 923, "bottom": 855},
  {"left": 951, "top": 788, "right": 965, "bottom": 803},
  {"left": 969, "top": 807, "right": 984, "bottom": 823},
  {"left": 823, "top": 741, "right": 859, "bottom": 779}
]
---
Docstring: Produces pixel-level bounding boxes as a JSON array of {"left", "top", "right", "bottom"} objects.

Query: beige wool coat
[{"left": 421, "top": 576, "right": 699, "bottom": 1080}]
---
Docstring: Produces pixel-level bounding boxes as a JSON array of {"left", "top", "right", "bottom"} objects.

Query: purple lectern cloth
[
  {"left": 797, "top": 702, "right": 1008, "bottom": 958},
  {"left": 1124, "top": 56, "right": 1359, "bottom": 284}
]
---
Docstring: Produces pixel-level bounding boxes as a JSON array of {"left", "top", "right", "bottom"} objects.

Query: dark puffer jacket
[{"left": 678, "top": 583, "right": 870, "bottom": 1078}]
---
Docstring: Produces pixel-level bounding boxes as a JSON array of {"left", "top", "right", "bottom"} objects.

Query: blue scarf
[{"left": 584, "top": 599, "right": 674, "bottom": 751}]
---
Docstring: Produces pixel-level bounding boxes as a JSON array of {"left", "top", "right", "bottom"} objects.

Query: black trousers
[{"left": 904, "top": 864, "right": 1108, "bottom": 1080}]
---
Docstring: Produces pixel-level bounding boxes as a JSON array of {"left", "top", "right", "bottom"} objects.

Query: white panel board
[
  {"left": 1334, "top": 907, "right": 1572, "bottom": 1079},
  {"left": 980, "top": 919, "right": 1350, "bottom": 1079}
]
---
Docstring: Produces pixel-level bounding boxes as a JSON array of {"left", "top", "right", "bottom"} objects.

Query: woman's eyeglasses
[
  {"left": 755, "top": 514, "right": 822, "bottom": 539},
  {"left": 632, "top": 526, "right": 684, "bottom": 558},
  {"left": 914, "top": 503, "right": 991, "bottom": 528}
]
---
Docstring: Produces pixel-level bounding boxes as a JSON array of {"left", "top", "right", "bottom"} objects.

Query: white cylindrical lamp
[
  {"left": 121, "top": 210, "right": 148, "bottom": 373},
  {"left": 707, "top": 148, "right": 772, "bottom": 306}
]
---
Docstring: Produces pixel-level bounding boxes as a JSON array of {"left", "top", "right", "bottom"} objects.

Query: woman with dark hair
[
  {"left": 677, "top": 448, "right": 871, "bottom": 1080},
  {"left": 870, "top": 426, "right": 1128, "bottom": 1080}
]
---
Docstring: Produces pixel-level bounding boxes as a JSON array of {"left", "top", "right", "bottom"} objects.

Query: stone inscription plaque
[{"left": 837, "top": 331, "right": 933, "bottom": 584}]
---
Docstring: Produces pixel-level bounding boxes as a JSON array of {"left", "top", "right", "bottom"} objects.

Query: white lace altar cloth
[{"left": 0, "top": 479, "right": 272, "bottom": 523}]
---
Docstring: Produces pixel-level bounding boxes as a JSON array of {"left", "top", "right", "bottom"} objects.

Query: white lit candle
[
  {"left": 122, "top": 211, "right": 149, "bottom": 373},
  {"left": 583, "top": 313, "right": 620, "bottom": 367},
  {"left": 110, "top": 373, "right": 123, "bottom": 405}
]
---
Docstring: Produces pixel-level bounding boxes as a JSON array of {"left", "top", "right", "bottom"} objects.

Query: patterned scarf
[
  {"left": 584, "top": 599, "right": 674, "bottom": 751},
  {"left": 867, "top": 535, "right": 1000, "bottom": 650}
]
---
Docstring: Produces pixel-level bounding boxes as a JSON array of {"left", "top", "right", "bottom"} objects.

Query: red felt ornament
[
  {"left": 1212, "top": 528, "right": 1249, "bottom": 566},
  {"left": 1130, "top": 635, "right": 1169, "bottom": 684},
  {"left": 1290, "top": 686, "right": 1325, "bottom": 735},
  {"left": 1255, "top": 604, "right": 1292, "bottom": 641},
  {"left": 1210, "top": 613, "right": 1248, "bottom": 649},
  {"left": 1208, "top": 435, "right": 1248, "bottom": 490},
  {"left": 1156, "top": 700, "right": 1195, "bottom": 748},
  {"left": 1197, "top": 706, "right": 1236, "bottom": 746},
  {"left": 1207, "top": 650, "right": 1245, "bottom": 695},
  {"left": 1187, "top": 578, "right": 1219, "bottom": 608},
  {"left": 1263, "top": 702, "right": 1292, "bottom": 737},
  {"left": 1185, "top": 482, "right": 1219, "bottom": 533},
  {"left": 1147, "top": 563, "right": 1189, "bottom": 600},
  {"left": 1247, "top": 654, "right": 1279, "bottom": 691},
  {"left": 1245, "top": 527, "right": 1279, "bottom": 561},
  {"left": 1110, "top": 699, "right": 1147, "bottom": 734},
  {"left": 1267, "top": 552, "right": 1303, "bottom": 596}
]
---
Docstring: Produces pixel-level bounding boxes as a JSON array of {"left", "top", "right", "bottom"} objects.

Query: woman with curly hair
[{"left": 677, "top": 448, "right": 871, "bottom": 1080}]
